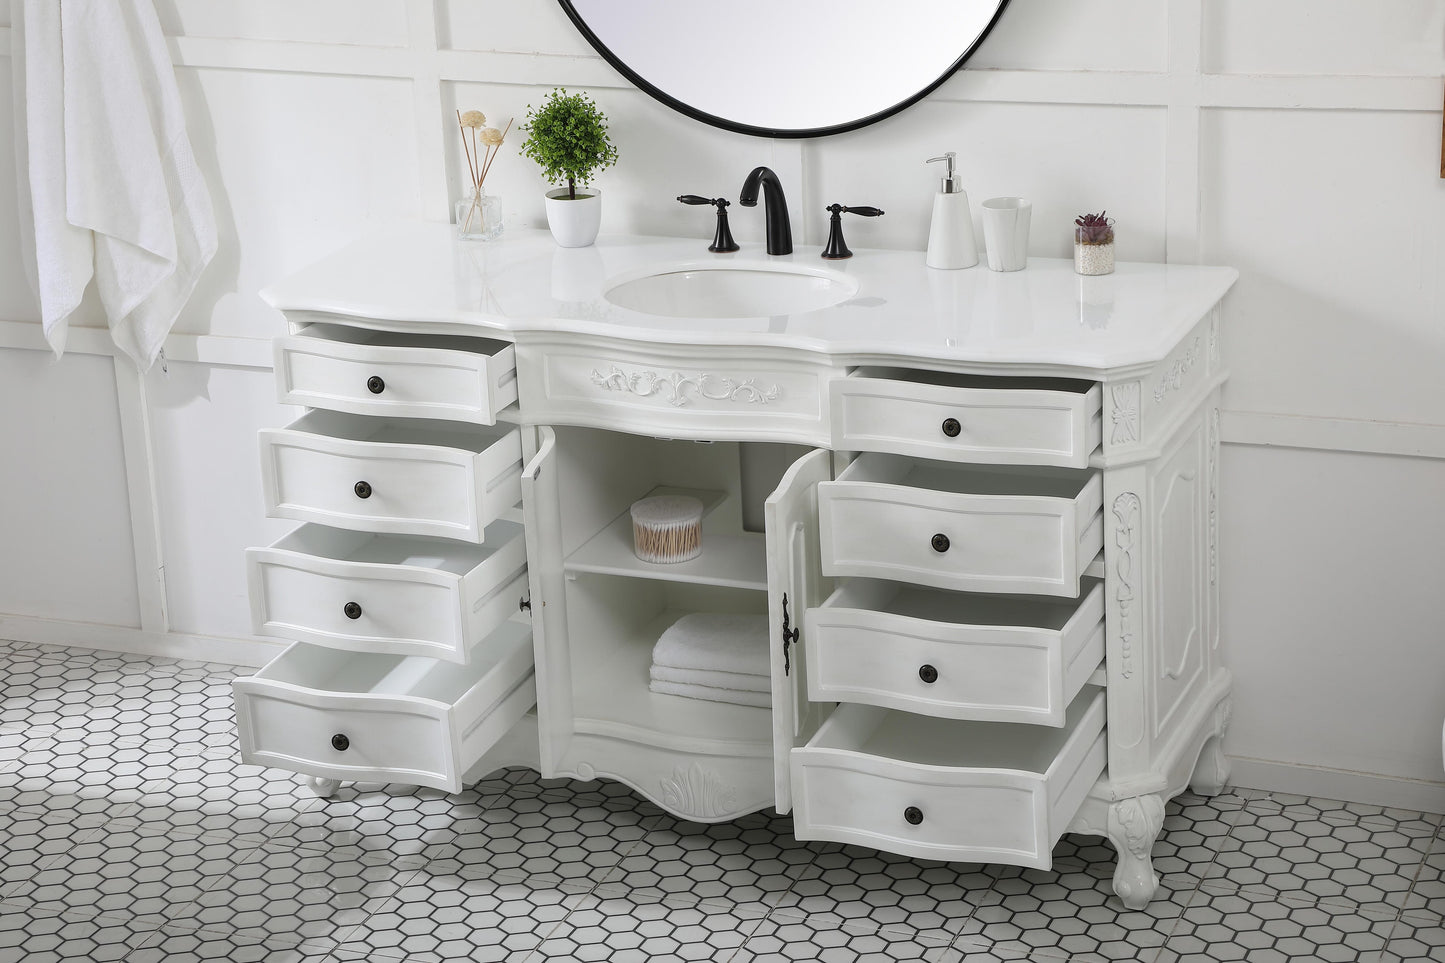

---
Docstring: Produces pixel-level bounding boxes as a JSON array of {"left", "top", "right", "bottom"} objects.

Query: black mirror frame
[{"left": 555, "top": 0, "right": 1013, "bottom": 139}]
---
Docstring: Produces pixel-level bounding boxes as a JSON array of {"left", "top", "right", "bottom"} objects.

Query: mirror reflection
[{"left": 560, "top": 0, "right": 1011, "bottom": 137}]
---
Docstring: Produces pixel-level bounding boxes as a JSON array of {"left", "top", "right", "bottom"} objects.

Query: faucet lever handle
[
  {"left": 678, "top": 195, "right": 739, "bottom": 253},
  {"left": 677, "top": 194, "right": 728, "bottom": 208},
  {"left": 822, "top": 203, "right": 885, "bottom": 260},
  {"left": 838, "top": 205, "right": 884, "bottom": 217}
]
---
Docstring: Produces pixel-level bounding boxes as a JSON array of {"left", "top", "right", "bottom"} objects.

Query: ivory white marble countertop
[{"left": 261, "top": 222, "right": 1237, "bottom": 375}]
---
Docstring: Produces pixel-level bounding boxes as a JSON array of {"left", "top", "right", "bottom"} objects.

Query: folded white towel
[
  {"left": 649, "top": 679, "right": 770, "bottom": 709},
  {"left": 652, "top": 613, "right": 770, "bottom": 677},
  {"left": 649, "top": 663, "right": 769, "bottom": 694}
]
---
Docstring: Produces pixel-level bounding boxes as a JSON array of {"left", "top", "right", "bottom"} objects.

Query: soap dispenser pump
[{"left": 925, "top": 152, "right": 978, "bottom": 270}]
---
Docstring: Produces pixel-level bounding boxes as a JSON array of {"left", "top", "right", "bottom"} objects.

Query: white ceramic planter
[{"left": 544, "top": 189, "right": 602, "bottom": 248}]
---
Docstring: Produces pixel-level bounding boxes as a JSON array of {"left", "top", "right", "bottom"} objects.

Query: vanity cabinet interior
[{"left": 247, "top": 226, "right": 1238, "bottom": 908}]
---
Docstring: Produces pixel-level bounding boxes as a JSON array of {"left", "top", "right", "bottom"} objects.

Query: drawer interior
[
  {"left": 810, "top": 687, "right": 1102, "bottom": 772},
  {"left": 839, "top": 452, "right": 1095, "bottom": 500},
  {"left": 252, "top": 621, "right": 531, "bottom": 702},
  {"left": 295, "top": 322, "right": 511, "bottom": 358},
  {"left": 824, "top": 578, "right": 1101, "bottom": 630},
  {"left": 285, "top": 409, "right": 516, "bottom": 453},
  {"left": 853, "top": 367, "right": 1095, "bottom": 397},
  {"left": 271, "top": 519, "right": 523, "bottom": 575}
]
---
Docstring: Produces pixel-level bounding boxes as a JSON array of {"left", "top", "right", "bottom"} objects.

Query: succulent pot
[
  {"left": 1074, "top": 220, "right": 1115, "bottom": 276},
  {"left": 544, "top": 188, "right": 602, "bottom": 248}
]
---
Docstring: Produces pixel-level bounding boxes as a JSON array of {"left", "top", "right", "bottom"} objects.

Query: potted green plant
[{"left": 520, "top": 88, "right": 619, "bottom": 247}]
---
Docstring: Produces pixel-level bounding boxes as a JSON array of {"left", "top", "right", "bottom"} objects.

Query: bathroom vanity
[{"left": 235, "top": 223, "right": 1236, "bottom": 909}]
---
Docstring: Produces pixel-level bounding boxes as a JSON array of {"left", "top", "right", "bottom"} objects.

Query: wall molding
[
  {"left": 0, "top": 614, "right": 281, "bottom": 669},
  {"left": 1222, "top": 410, "right": 1445, "bottom": 461},
  {"left": 1230, "top": 755, "right": 1445, "bottom": 815}
]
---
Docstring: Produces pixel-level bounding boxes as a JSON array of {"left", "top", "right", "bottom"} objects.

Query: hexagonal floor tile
[
  {"left": 1203, "top": 804, "right": 1430, "bottom": 912},
  {"left": 529, "top": 890, "right": 767, "bottom": 963},
  {"left": 415, "top": 791, "right": 654, "bottom": 891},
  {"left": 263, "top": 780, "right": 483, "bottom": 864},
  {"left": 954, "top": 861, "right": 1193, "bottom": 962},
  {"left": 170, "top": 843, "right": 415, "bottom": 947},
  {"left": 1402, "top": 828, "right": 1445, "bottom": 921},
  {"left": 600, "top": 809, "right": 823, "bottom": 915},
  {"left": 123, "top": 753, "right": 322, "bottom": 841},
  {"left": 771, "top": 845, "right": 997, "bottom": 944},
  {"left": 1381, "top": 913, "right": 1445, "bottom": 961},
  {"left": 1156, "top": 888, "right": 1397, "bottom": 962},
  {"left": 0, "top": 737, "right": 146, "bottom": 822},
  {"left": 2, "top": 821, "right": 259, "bottom": 925},
  {"left": 736, "top": 913, "right": 965, "bottom": 963},
  {"left": 0, "top": 806, "right": 110, "bottom": 894},
  {"left": 338, "top": 874, "right": 583, "bottom": 963},
  {"left": 125, "top": 925, "right": 336, "bottom": 963},
  {"left": 1245, "top": 794, "right": 1443, "bottom": 838},
  {"left": 0, "top": 903, "right": 160, "bottom": 963}
]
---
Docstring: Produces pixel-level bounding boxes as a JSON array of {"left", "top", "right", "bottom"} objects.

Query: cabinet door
[
  {"left": 521, "top": 426, "right": 569, "bottom": 776},
  {"left": 764, "top": 448, "right": 834, "bottom": 813}
]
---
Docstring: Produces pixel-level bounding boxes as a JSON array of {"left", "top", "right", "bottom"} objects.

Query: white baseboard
[
  {"left": 1229, "top": 755, "right": 1445, "bottom": 815},
  {"left": 0, "top": 615, "right": 282, "bottom": 668}
]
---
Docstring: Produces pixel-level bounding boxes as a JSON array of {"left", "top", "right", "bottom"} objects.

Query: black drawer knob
[
  {"left": 904, "top": 806, "right": 924, "bottom": 825},
  {"left": 331, "top": 733, "right": 350, "bottom": 752},
  {"left": 941, "top": 417, "right": 961, "bottom": 438},
  {"left": 343, "top": 602, "right": 362, "bottom": 620},
  {"left": 354, "top": 480, "right": 372, "bottom": 499},
  {"left": 919, "top": 664, "right": 938, "bottom": 684},
  {"left": 367, "top": 375, "right": 385, "bottom": 394},
  {"left": 931, "top": 533, "right": 950, "bottom": 553}
]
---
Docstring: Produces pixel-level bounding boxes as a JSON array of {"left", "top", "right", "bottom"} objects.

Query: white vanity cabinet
[{"left": 250, "top": 225, "right": 1238, "bottom": 908}]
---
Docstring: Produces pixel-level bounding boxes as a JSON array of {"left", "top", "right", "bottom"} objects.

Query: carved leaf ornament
[{"left": 591, "top": 365, "right": 782, "bottom": 408}]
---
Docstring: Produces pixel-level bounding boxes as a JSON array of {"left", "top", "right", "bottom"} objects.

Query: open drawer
[
  {"left": 259, "top": 410, "right": 522, "bottom": 543},
  {"left": 246, "top": 520, "right": 528, "bottom": 663},
  {"left": 233, "top": 622, "right": 535, "bottom": 793},
  {"left": 804, "top": 579, "right": 1104, "bottom": 726},
  {"left": 275, "top": 323, "right": 517, "bottom": 425},
  {"left": 790, "top": 688, "right": 1106, "bottom": 869},
  {"left": 818, "top": 454, "right": 1103, "bottom": 597},
  {"left": 831, "top": 368, "right": 1101, "bottom": 469}
]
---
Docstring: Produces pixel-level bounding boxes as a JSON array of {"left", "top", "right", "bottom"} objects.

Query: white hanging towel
[{"left": 11, "top": 0, "right": 217, "bottom": 368}]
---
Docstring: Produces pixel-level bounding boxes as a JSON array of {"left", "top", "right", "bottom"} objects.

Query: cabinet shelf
[
  {"left": 565, "top": 501, "right": 768, "bottom": 592},
  {"left": 571, "top": 610, "right": 773, "bottom": 758}
]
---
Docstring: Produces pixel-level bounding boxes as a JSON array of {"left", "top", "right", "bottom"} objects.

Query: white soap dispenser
[{"left": 925, "top": 152, "right": 978, "bottom": 270}]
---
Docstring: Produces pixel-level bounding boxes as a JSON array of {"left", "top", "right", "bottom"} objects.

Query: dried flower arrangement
[
  {"left": 457, "top": 109, "right": 511, "bottom": 234},
  {"left": 1074, "top": 211, "right": 1115, "bottom": 245}
]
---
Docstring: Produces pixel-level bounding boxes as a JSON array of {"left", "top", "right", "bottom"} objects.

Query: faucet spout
[{"left": 738, "top": 166, "right": 793, "bottom": 256}]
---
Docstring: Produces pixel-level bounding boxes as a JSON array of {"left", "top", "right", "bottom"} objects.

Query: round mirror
[{"left": 558, "top": 0, "right": 1011, "bottom": 138}]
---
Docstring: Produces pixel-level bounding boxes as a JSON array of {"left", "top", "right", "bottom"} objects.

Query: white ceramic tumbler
[{"left": 981, "top": 197, "right": 1032, "bottom": 272}]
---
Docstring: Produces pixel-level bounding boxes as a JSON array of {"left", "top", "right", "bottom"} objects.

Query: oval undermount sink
[{"left": 605, "top": 264, "right": 858, "bottom": 319}]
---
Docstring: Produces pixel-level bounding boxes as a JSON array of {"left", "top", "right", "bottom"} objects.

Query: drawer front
[
  {"left": 804, "top": 581, "right": 1105, "bottom": 725},
  {"left": 791, "top": 693, "right": 1106, "bottom": 868},
  {"left": 246, "top": 527, "right": 528, "bottom": 663},
  {"left": 259, "top": 424, "right": 522, "bottom": 543},
  {"left": 818, "top": 475, "right": 1104, "bottom": 597},
  {"left": 233, "top": 624, "right": 536, "bottom": 793},
  {"left": 517, "top": 336, "right": 837, "bottom": 445},
  {"left": 832, "top": 373, "right": 1102, "bottom": 469},
  {"left": 276, "top": 327, "right": 517, "bottom": 425},
  {"left": 235, "top": 685, "right": 452, "bottom": 786}
]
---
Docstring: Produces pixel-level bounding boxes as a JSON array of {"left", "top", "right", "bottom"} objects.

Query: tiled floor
[{"left": 2, "top": 642, "right": 1444, "bottom": 962}]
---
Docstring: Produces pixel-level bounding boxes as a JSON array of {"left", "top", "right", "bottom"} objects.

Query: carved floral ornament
[
  {"left": 1153, "top": 337, "right": 1202, "bottom": 405},
  {"left": 591, "top": 365, "right": 782, "bottom": 408},
  {"left": 659, "top": 763, "right": 737, "bottom": 818}
]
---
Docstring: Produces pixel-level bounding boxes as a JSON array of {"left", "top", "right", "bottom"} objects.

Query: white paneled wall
[{"left": 1, "top": 0, "right": 1443, "bottom": 808}]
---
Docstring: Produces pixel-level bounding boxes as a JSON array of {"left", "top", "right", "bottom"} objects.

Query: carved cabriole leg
[
  {"left": 1191, "top": 698, "right": 1233, "bottom": 797},
  {"left": 1107, "top": 793, "right": 1165, "bottom": 910},
  {"left": 306, "top": 776, "right": 341, "bottom": 798}
]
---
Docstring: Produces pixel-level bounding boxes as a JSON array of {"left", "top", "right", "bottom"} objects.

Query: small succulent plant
[{"left": 1075, "top": 211, "right": 1115, "bottom": 245}]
